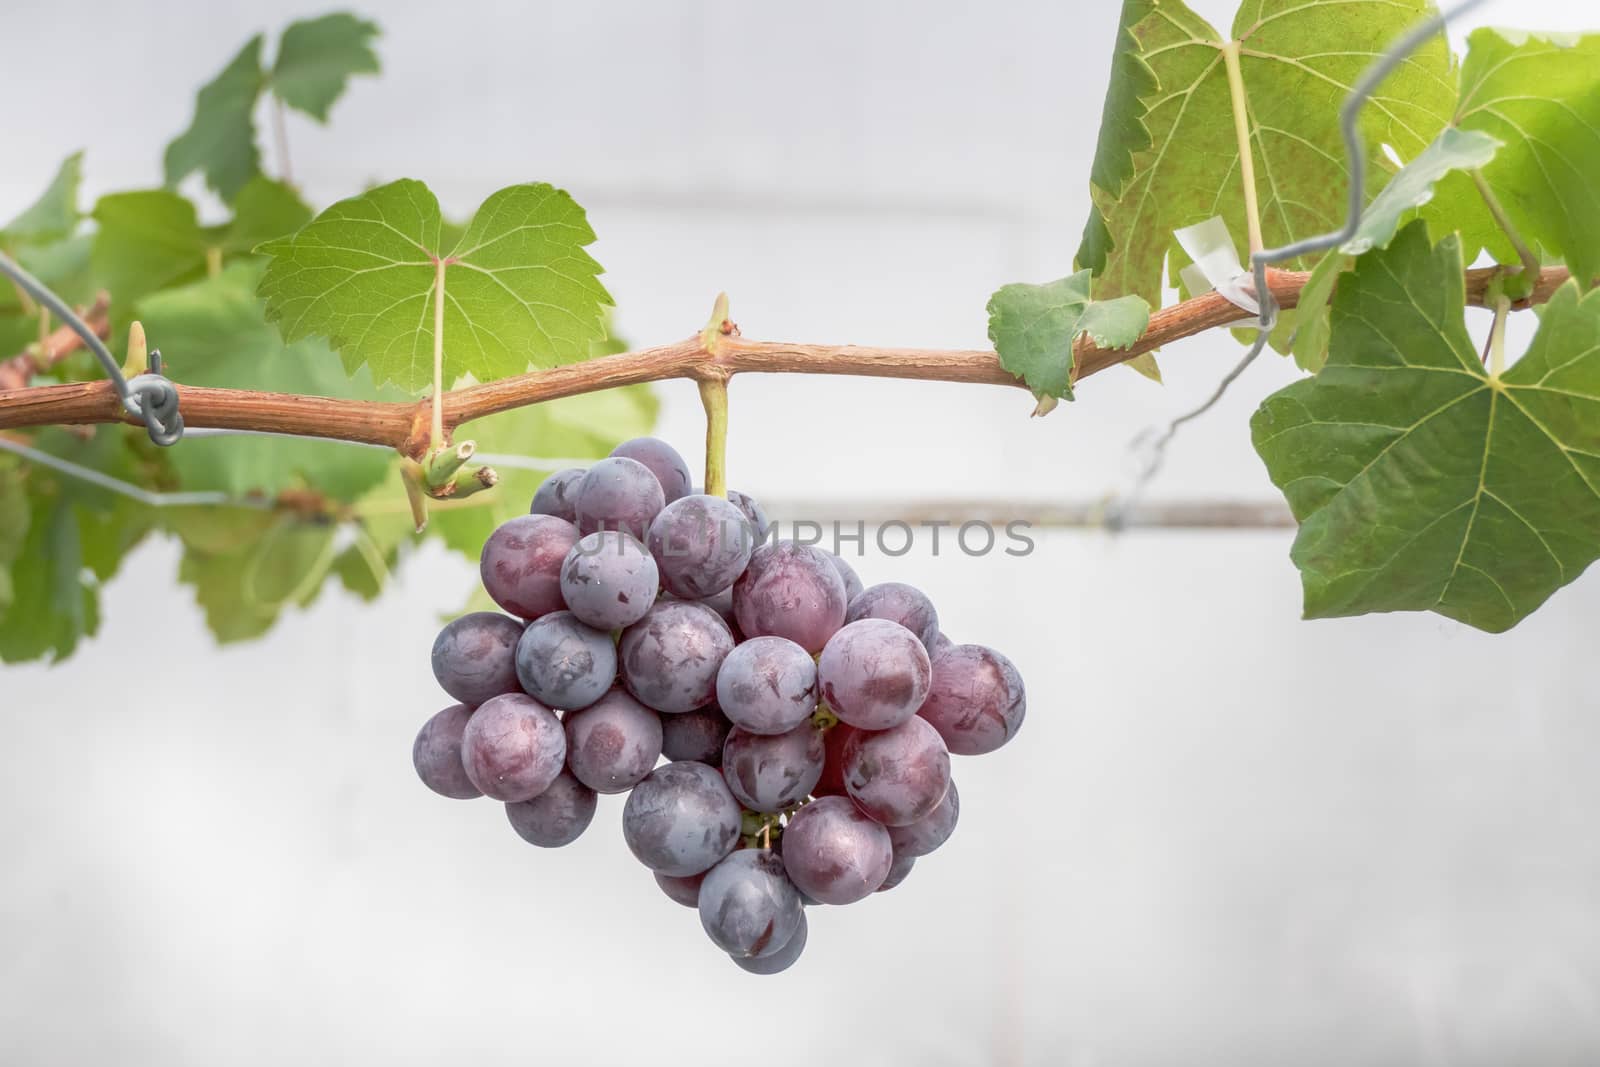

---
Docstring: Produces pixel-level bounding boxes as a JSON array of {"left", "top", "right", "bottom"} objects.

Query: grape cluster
[{"left": 414, "top": 436, "right": 1026, "bottom": 974}]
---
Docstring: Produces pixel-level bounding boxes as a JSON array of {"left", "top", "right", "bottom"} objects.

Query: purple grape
[
  {"left": 460, "top": 693, "right": 566, "bottom": 802},
  {"left": 655, "top": 870, "right": 706, "bottom": 908},
  {"left": 530, "top": 467, "right": 585, "bottom": 523},
  {"left": 412, "top": 704, "right": 481, "bottom": 799},
  {"left": 647, "top": 494, "right": 755, "bottom": 599},
  {"left": 698, "top": 848, "right": 803, "bottom": 958},
  {"left": 877, "top": 851, "right": 915, "bottom": 893},
  {"left": 930, "top": 630, "right": 955, "bottom": 657},
  {"left": 563, "top": 688, "right": 663, "bottom": 794},
  {"left": 715, "top": 636, "right": 818, "bottom": 735},
  {"left": 918, "top": 644, "right": 1026, "bottom": 755},
  {"left": 845, "top": 582, "right": 940, "bottom": 651},
  {"left": 733, "top": 910, "right": 807, "bottom": 975},
  {"left": 722, "top": 724, "right": 826, "bottom": 813},
  {"left": 560, "top": 530, "right": 659, "bottom": 630},
  {"left": 780, "top": 794, "right": 892, "bottom": 905},
  {"left": 842, "top": 715, "right": 951, "bottom": 827},
  {"left": 732, "top": 542, "right": 847, "bottom": 654},
  {"left": 480, "top": 514, "right": 578, "bottom": 620},
  {"left": 611, "top": 437, "right": 693, "bottom": 505},
  {"left": 505, "top": 770, "right": 597, "bottom": 847},
  {"left": 514, "top": 611, "right": 617, "bottom": 711},
  {"left": 574, "top": 456, "right": 666, "bottom": 540},
  {"left": 826, "top": 552, "right": 864, "bottom": 602},
  {"left": 886, "top": 778, "right": 958, "bottom": 858},
  {"left": 817, "top": 619, "right": 932, "bottom": 731},
  {"left": 430, "top": 612, "right": 523, "bottom": 706},
  {"left": 727, "top": 489, "right": 772, "bottom": 542},
  {"left": 622, "top": 761, "right": 742, "bottom": 876},
  {"left": 619, "top": 601, "right": 735, "bottom": 713},
  {"left": 661, "top": 706, "right": 733, "bottom": 765}
]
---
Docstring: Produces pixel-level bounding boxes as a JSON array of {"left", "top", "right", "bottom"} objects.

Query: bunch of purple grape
[{"left": 414, "top": 436, "right": 1025, "bottom": 975}]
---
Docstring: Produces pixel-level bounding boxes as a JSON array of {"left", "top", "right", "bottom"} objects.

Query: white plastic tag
[{"left": 1175, "top": 216, "right": 1260, "bottom": 325}]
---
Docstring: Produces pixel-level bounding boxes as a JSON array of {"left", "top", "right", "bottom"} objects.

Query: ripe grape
[
  {"left": 780, "top": 794, "right": 893, "bottom": 905},
  {"left": 722, "top": 724, "right": 825, "bottom": 813},
  {"left": 732, "top": 542, "right": 847, "bottom": 654},
  {"left": 660, "top": 705, "right": 732, "bottom": 765},
  {"left": 877, "top": 851, "right": 915, "bottom": 892},
  {"left": 698, "top": 848, "right": 803, "bottom": 958},
  {"left": 611, "top": 436, "right": 693, "bottom": 505},
  {"left": 622, "top": 761, "right": 742, "bottom": 876},
  {"left": 560, "top": 530, "right": 659, "bottom": 630},
  {"left": 563, "top": 688, "right": 663, "bottom": 793},
  {"left": 931, "top": 630, "right": 954, "bottom": 657},
  {"left": 654, "top": 870, "right": 706, "bottom": 908},
  {"left": 817, "top": 618, "right": 932, "bottom": 731},
  {"left": 619, "top": 601, "right": 735, "bottom": 713},
  {"left": 505, "top": 770, "right": 597, "bottom": 847},
  {"left": 514, "top": 611, "right": 617, "bottom": 711},
  {"left": 846, "top": 582, "right": 940, "bottom": 651},
  {"left": 842, "top": 715, "right": 951, "bottom": 826},
  {"left": 460, "top": 693, "right": 567, "bottom": 802},
  {"left": 826, "top": 552, "right": 863, "bottom": 602},
  {"left": 647, "top": 494, "right": 755, "bottom": 598},
  {"left": 530, "top": 467, "right": 585, "bottom": 523},
  {"left": 430, "top": 612, "right": 523, "bottom": 706},
  {"left": 918, "top": 644, "right": 1026, "bottom": 755},
  {"left": 715, "top": 636, "right": 818, "bottom": 735},
  {"left": 727, "top": 489, "right": 772, "bottom": 542},
  {"left": 733, "top": 911, "right": 807, "bottom": 975},
  {"left": 810, "top": 721, "right": 856, "bottom": 798},
  {"left": 574, "top": 456, "right": 666, "bottom": 540},
  {"left": 886, "top": 778, "right": 958, "bottom": 858},
  {"left": 480, "top": 514, "right": 578, "bottom": 620},
  {"left": 412, "top": 704, "right": 481, "bottom": 799}
]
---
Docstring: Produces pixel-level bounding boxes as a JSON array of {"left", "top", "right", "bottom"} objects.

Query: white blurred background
[{"left": 4, "top": 1, "right": 1599, "bottom": 1064}]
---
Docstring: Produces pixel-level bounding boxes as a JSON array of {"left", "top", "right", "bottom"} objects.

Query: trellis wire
[
  {"left": 0, "top": 435, "right": 266, "bottom": 509},
  {"left": 1113, "top": 0, "right": 1491, "bottom": 525},
  {"left": 0, "top": 252, "right": 185, "bottom": 446}
]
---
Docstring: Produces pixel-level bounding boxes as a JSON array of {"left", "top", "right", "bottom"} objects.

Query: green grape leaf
[
  {"left": 92, "top": 190, "right": 210, "bottom": 307},
  {"left": 223, "top": 177, "right": 314, "bottom": 255},
  {"left": 1344, "top": 127, "right": 1501, "bottom": 255},
  {"left": 332, "top": 539, "right": 391, "bottom": 602},
  {"left": 1422, "top": 29, "right": 1600, "bottom": 286},
  {"left": 1078, "top": 0, "right": 1455, "bottom": 307},
  {"left": 164, "top": 35, "right": 267, "bottom": 203},
  {"left": 93, "top": 179, "right": 311, "bottom": 311},
  {"left": 0, "top": 428, "right": 159, "bottom": 662},
  {"left": 177, "top": 513, "right": 337, "bottom": 644},
  {"left": 1283, "top": 128, "right": 1500, "bottom": 374},
  {"left": 1284, "top": 251, "right": 1345, "bottom": 374},
  {"left": 986, "top": 270, "right": 1151, "bottom": 402},
  {"left": 257, "top": 179, "right": 613, "bottom": 391},
  {"left": 1252, "top": 223, "right": 1600, "bottom": 633},
  {"left": 2, "top": 152, "right": 83, "bottom": 246},
  {"left": 0, "top": 458, "right": 29, "bottom": 608},
  {"left": 136, "top": 263, "right": 399, "bottom": 501},
  {"left": 271, "top": 13, "right": 381, "bottom": 121},
  {"left": 1082, "top": 6, "right": 1159, "bottom": 230}
]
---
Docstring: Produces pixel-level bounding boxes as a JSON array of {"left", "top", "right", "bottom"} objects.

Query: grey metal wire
[
  {"left": 0, "top": 251, "right": 185, "bottom": 446},
  {"left": 1116, "top": 0, "right": 1490, "bottom": 523},
  {"left": 0, "top": 435, "right": 267, "bottom": 508}
]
